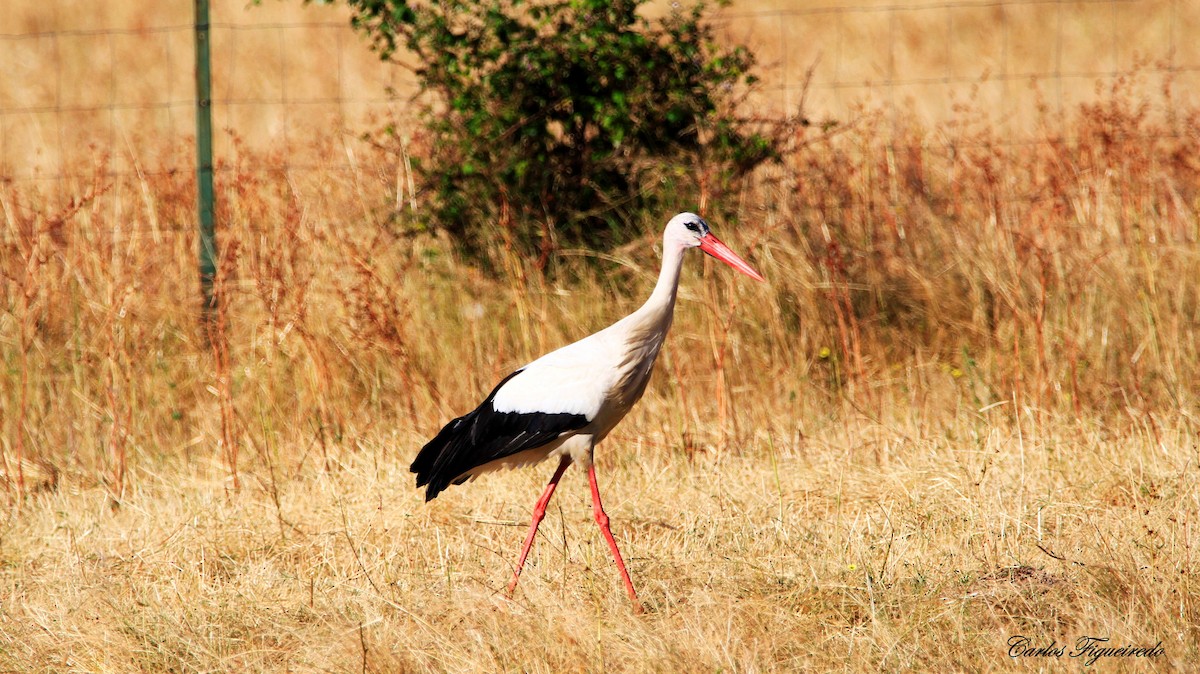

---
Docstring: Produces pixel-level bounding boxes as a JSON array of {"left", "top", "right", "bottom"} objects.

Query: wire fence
[{"left": 0, "top": 0, "right": 1196, "bottom": 188}]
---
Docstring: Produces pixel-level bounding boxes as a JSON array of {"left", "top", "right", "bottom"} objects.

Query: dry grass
[
  {"left": 2, "top": 1, "right": 1200, "bottom": 672},
  {"left": 1, "top": 422, "right": 1195, "bottom": 672}
]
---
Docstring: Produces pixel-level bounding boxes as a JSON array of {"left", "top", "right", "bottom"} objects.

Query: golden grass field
[{"left": 2, "top": 0, "right": 1200, "bottom": 672}]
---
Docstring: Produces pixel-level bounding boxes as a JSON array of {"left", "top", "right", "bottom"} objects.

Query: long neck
[{"left": 633, "top": 241, "right": 686, "bottom": 325}]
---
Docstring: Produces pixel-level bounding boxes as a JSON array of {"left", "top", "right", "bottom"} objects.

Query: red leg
[
  {"left": 588, "top": 464, "right": 643, "bottom": 612},
  {"left": 506, "top": 457, "right": 571, "bottom": 596}
]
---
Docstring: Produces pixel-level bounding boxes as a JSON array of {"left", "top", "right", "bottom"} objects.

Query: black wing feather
[{"left": 411, "top": 370, "right": 589, "bottom": 501}]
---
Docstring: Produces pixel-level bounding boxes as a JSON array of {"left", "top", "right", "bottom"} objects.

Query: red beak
[{"left": 698, "top": 234, "right": 766, "bottom": 282}]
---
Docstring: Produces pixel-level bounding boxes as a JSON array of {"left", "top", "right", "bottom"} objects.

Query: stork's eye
[{"left": 684, "top": 221, "right": 702, "bottom": 234}]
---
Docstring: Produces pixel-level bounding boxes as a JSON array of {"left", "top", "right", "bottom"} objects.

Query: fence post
[{"left": 194, "top": 0, "right": 217, "bottom": 322}]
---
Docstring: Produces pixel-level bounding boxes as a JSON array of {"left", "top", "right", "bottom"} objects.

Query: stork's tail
[{"left": 410, "top": 416, "right": 470, "bottom": 501}]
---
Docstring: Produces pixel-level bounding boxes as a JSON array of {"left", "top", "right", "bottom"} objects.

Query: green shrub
[{"left": 325, "top": 0, "right": 776, "bottom": 262}]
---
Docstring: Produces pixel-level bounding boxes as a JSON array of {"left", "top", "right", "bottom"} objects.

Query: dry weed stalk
[
  {"left": 6, "top": 206, "right": 39, "bottom": 502},
  {"left": 209, "top": 238, "right": 241, "bottom": 492},
  {"left": 103, "top": 262, "right": 133, "bottom": 505}
]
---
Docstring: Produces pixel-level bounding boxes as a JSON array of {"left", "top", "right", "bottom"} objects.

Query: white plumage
[{"left": 491, "top": 343, "right": 618, "bottom": 418}]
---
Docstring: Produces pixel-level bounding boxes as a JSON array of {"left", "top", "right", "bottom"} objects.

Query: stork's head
[{"left": 666, "top": 212, "right": 765, "bottom": 282}]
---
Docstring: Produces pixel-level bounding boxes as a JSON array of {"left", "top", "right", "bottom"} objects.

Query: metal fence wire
[{"left": 0, "top": 0, "right": 1196, "bottom": 186}]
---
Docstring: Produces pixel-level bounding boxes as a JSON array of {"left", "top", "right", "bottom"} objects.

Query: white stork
[{"left": 411, "top": 212, "right": 764, "bottom": 611}]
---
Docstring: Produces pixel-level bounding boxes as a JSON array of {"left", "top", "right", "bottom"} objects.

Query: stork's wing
[
  {"left": 489, "top": 339, "right": 617, "bottom": 417},
  {"left": 411, "top": 368, "right": 594, "bottom": 501},
  {"left": 412, "top": 329, "right": 626, "bottom": 500}
]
